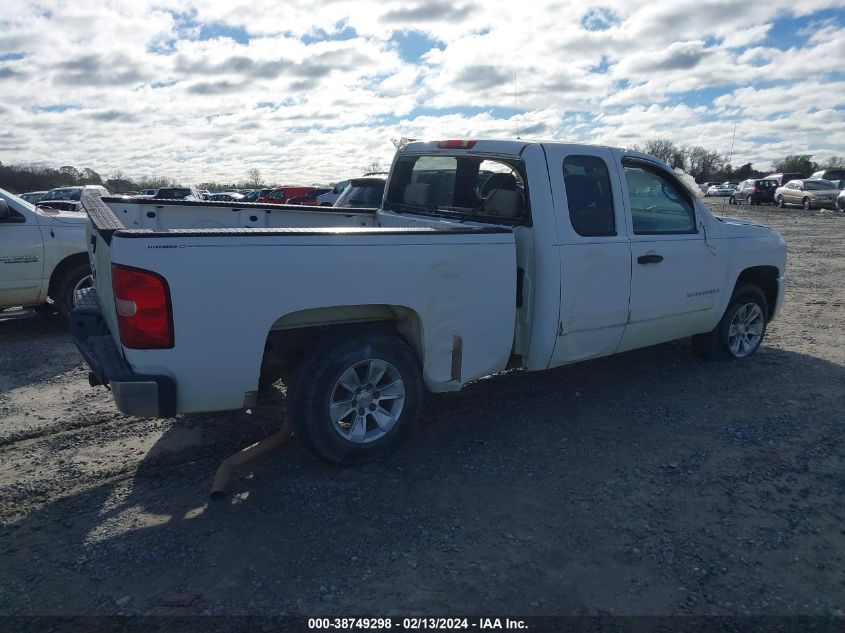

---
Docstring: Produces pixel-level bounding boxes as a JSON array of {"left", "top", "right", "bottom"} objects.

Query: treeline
[
  {"left": 0, "top": 162, "right": 269, "bottom": 194},
  {"left": 2, "top": 146, "right": 843, "bottom": 194},
  {"left": 0, "top": 162, "right": 181, "bottom": 194},
  {"left": 630, "top": 139, "right": 843, "bottom": 182}
]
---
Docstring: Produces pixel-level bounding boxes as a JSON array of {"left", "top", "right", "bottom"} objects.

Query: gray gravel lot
[{"left": 0, "top": 200, "right": 843, "bottom": 616}]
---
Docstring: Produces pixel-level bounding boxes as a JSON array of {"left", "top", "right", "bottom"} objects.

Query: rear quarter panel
[{"left": 108, "top": 230, "right": 517, "bottom": 413}]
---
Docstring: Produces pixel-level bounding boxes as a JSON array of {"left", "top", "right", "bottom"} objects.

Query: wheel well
[
  {"left": 259, "top": 305, "right": 423, "bottom": 386},
  {"left": 48, "top": 253, "right": 90, "bottom": 299},
  {"left": 735, "top": 266, "right": 779, "bottom": 318}
]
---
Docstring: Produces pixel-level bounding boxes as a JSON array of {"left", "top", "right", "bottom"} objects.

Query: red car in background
[
  {"left": 258, "top": 186, "right": 318, "bottom": 204},
  {"left": 286, "top": 188, "right": 331, "bottom": 205}
]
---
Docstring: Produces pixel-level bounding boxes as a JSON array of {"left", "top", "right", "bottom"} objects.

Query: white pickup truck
[
  {"left": 0, "top": 189, "right": 92, "bottom": 316},
  {"left": 70, "top": 140, "right": 786, "bottom": 463}
]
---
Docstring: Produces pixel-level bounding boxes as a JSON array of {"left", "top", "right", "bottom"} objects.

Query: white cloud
[{"left": 0, "top": 0, "right": 843, "bottom": 183}]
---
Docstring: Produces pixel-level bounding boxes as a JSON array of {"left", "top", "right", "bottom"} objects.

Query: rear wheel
[
  {"left": 747, "top": 195, "right": 754, "bottom": 205},
  {"left": 729, "top": 196, "right": 736, "bottom": 205},
  {"left": 692, "top": 284, "right": 768, "bottom": 361},
  {"left": 776, "top": 195, "right": 785, "bottom": 208},
  {"left": 287, "top": 327, "right": 423, "bottom": 464}
]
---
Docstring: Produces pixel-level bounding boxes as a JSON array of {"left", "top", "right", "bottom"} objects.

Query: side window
[
  {"left": 624, "top": 164, "right": 696, "bottom": 235},
  {"left": 563, "top": 155, "right": 615, "bottom": 236}
]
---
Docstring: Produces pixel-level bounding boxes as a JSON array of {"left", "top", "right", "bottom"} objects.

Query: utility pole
[{"left": 728, "top": 121, "right": 737, "bottom": 166}]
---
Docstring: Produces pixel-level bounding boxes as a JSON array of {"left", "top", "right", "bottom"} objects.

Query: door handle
[{"left": 637, "top": 254, "right": 664, "bottom": 264}]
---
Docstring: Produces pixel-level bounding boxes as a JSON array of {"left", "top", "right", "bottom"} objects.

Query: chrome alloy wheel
[
  {"left": 328, "top": 358, "right": 406, "bottom": 443},
  {"left": 74, "top": 274, "right": 93, "bottom": 294},
  {"left": 71, "top": 274, "right": 93, "bottom": 308},
  {"left": 727, "top": 303, "right": 765, "bottom": 357}
]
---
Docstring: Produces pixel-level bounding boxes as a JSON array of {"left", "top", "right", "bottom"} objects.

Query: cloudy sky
[{"left": 1, "top": 0, "right": 843, "bottom": 184}]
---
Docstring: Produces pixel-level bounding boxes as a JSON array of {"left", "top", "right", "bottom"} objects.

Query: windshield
[
  {"left": 156, "top": 188, "right": 191, "bottom": 198},
  {"left": 806, "top": 180, "right": 836, "bottom": 190},
  {"left": 42, "top": 188, "right": 81, "bottom": 201},
  {"left": 334, "top": 179, "right": 385, "bottom": 208}
]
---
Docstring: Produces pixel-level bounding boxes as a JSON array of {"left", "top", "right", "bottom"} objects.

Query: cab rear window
[{"left": 384, "top": 154, "right": 529, "bottom": 225}]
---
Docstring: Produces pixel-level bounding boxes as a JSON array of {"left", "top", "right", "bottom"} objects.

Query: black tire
[
  {"left": 53, "top": 261, "right": 92, "bottom": 318},
  {"left": 33, "top": 302, "right": 58, "bottom": 316},
  {"left": 802, "top": 197, "right": 812, "bottom": 210},
  {"left": 287, "top": 327, "right": 424, "bottom": 464},
  {"left": 777, "top": 195, "right": 785, "bottom": 208},
  {"left": 747, "top": 195, "right": 753, "bottom": 205},
  {"left": 728, "top": 196, "right": 736, "bottom": 205},
  {"left": 692, "top": 284, "right": 768, "bottom": 361}
]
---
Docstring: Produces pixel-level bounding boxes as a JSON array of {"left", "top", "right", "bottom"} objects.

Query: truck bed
[{"left": 81, "top": 194, "right": 518, "bottom": 414}]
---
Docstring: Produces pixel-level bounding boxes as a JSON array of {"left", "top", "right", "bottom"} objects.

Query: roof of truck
[
  {"left": 402, "top": 139, "right": 629, "bottom": 153},
  {"left": 400, "top": 139, "right": 672, "bottom": 172}
]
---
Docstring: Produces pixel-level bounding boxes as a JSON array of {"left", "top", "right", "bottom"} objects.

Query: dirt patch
[{"left": 0, "top": 200, "right": 843, "bottom": 616}]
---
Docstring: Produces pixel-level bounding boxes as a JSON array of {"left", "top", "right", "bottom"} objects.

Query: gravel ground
[{"left": 0, "top": 200, "right": 843, "bottom": 617}]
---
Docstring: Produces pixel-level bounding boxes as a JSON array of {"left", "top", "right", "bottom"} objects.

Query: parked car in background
[
  {"left": 20, "top": 191, "right": 47, "bottom": 204},
  {"left": 38, "top": 185, "right": 109, "bottom": 212},
  {"left": 287, "top": 188, "right": 331, "bottom": 205},
  {"left": 765, "top": 172, "right": 803, "bottom": 187},
  {"left": 706, "top": 184, "right": 734, "bottom": 197},
  {"left": 775, "top": 179, "right": 840, "bottom": 210},
  {"left": 137, "top": 189, "right": 158, "bottom": 197},
  {"left": 152, "top": 186, "right": 202, "bottom": 201},
  {"left": 208, "top": 191, "right": 245, "bottom": 202},
  {"left": 241, "top": 188, "right": 272, "bottom": 202},
  {"left": 198, "top": 190, "right": 211, "bottom": 200},
  {"left": 698, "top": 182, "right": 718, "bottom": 194},
  {"left": 259, "top": 186, "right": 317, "bottom": 205},
  {"left": 316, "top": 181, "right": 350, "bottom": 206},
  {"left": 729, "top": 179, "right": 779, "bottom": 205},
  {"left": 333, "top": 177, "right": 386, "bottom": 208},
  {"left": 810, "top": 169, "right": 845, "bottom": 182},
  {"left": 722, "top": 181, "right": 739, "bottom": 189},
  {"left": 0, "top": 188, "right": 92, "bottom": 317}
]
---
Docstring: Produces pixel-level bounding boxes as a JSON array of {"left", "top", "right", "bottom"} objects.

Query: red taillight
[
  {"left": 437, "top": 139, "right": 477, "bottom": 149},
  {"left": 753, "top": 186, "right": 760, "bottom": 192},
  {"left": 111, "top": 264, "right": 173, "bottom": 349}
]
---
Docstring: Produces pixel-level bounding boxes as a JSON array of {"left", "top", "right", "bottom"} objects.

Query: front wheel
[
  {"left": 777, "top": 195, "right": 785, "bottom": 208},
  {"left": 802, "top": 197, "right": 813, "bottom": 210},
  {"left": 729, "top": 196, "right": 736, "bottom": 205},
  {"left": 54, "top": 261, "right": 93, "bottom": 318},
  {"left": 692, "top": 285, "right": 768, "bottom": 360},
  {"left": 287, "top": 327, "right": 424, "bottom": 464}
]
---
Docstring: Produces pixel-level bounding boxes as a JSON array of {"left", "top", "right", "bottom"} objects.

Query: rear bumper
[{"left": 69, "top": 288, "right": 176, "bottom": 417}]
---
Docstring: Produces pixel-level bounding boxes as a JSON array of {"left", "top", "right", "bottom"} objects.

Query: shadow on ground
[{"left": 1, "top": 342, "right": 844, "bottom": 616}]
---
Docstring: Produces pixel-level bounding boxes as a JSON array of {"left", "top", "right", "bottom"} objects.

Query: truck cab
[{"left": 0, "top": 189, "right": 91, "bottom": 315}]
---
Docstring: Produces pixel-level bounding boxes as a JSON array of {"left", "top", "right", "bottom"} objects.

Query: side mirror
[{"left": 0, "top": 199, "right": 9, "bottom": 220}]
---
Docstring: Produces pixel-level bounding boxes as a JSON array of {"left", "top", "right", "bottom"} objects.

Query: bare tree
[
  {"left": 247, "top": 167, "right": 262, "bottom": 186},
  {"left": 361, "top": 159, "right": 384, "bottom": 174}
]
